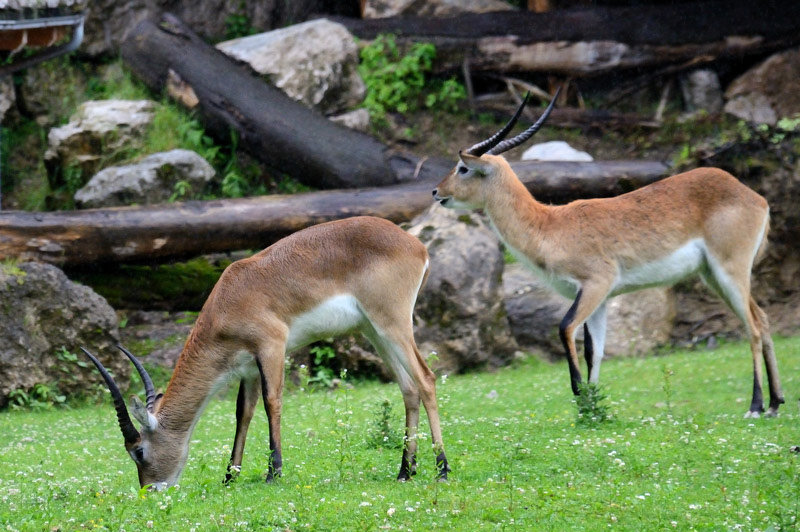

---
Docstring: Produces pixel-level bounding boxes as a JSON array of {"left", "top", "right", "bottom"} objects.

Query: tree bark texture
[
  {"left": 0, "top": 160, "right": 668, "bottom": 267},
  {"left": 332, "top": 1, "right": 800, "bottom": 76},
  {"left": 120, "top": 13, "right": 440, "bottom": 190}
]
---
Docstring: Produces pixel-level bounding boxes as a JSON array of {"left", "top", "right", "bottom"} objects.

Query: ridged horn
[
  {"left": 117, "top": 344, "right": 156, "bottom": 412},
  {"left": 487, "top": 86, "right": 561, "bottom": 156},
  {"left": 80, "top": 347, "right": 141, "bottom": 444},
  {"left": 465, "top": 92, "right": 531, "bottom": 156}
]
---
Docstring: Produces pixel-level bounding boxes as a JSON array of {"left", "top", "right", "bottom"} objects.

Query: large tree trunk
[
  {"left": 0, "top": 160, "right": 668, "bottom": 267},
  {"left": 333, "top": 1, "right": 800, "bottom": 75},
  {"left": 120, "top": 13, "right": 440, "bottom": 190}
]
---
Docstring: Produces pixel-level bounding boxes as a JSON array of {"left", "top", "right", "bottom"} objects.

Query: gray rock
[
  {"left": 502, "top": 262, "right": 571, "bottom": 357},
  {"left": 75, "top": 149, "right": 215, "bottom": 208},
  {"left": 521, "top": 140, "right": 593, "bottom": 162},
  {"left": 80, "top": 0, "right": 279, "bottom": 57},
  {"left": 216, "top": 19, "right": 365, "bottom": 114},
  {"left": 408, "top": 206, "right": 517, "bottom": 374},
  {"left": 680, "top": 69, "right": 723, "bottom": 114},
  {"left": 605, "top": 288, "right": 676, "bottom": 357},
  {"left": 45, "top": 99, "right": 155, "bottom": 178},
  {"left": 724, "top": 92, "right": 777, "bottom": 126},
  {"left": 364, "top": 0, "right": 514, "bottom": 18},
  {"left": 724, "top": 46, "right": 800, "bottom": 125},
  {"left": 502, "top": 263, "right": 675, "bottom": 358},
  {"left": 0, "top": 262, "right": 127, "bottom": 407}
]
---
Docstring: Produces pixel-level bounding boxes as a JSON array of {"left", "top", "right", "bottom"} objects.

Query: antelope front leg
[
  {"left": 225, "top": 376, "right": 260, "bottom": 483},
  {"left": 559, "top": 283, "right": 612, "bottom": 395},
  {"left": 255, "top": 346, "right": 286, "bottom": 482}
]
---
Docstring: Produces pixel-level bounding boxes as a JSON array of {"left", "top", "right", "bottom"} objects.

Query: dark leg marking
[
  {"left": 559, "top": 290, "right": 583, "bottom": 396},
  {"left": 435, "top": 451, "right": 450, "bottom": 481},
  {"left": 256, "top": 358, "right": 283, "bottom": 482},
  {"left": 224, "top": 380, "right": 248, "bottom": 484},
  {"left": 749, "top": 370, "right": 765, "bottom": 415},
  {"left": 583, "top": 323, "right": 594, "bottom": 380},
  {"left": 397, "top": 452, "right": 417, "bottom": 481}
]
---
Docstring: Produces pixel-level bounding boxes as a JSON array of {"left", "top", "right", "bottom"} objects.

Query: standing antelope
[
  {"left": 432, "top": 92, "right": 784, "bottom": 417},
  {"left": 81, "top": 216, "right": 449, "bottom": 489}
]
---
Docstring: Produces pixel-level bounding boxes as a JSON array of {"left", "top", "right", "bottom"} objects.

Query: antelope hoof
[
  {"left": 265, "top": 468, "right": 282, "bottom": 483},
  {"left": 743, "top": 410, "right": 762, "bottom": 419},
  {"left": 764, "top": 407, "right": 779, "bottom": 418},
  {"left": 224, "top": 465, "right": 241, "bottom": 484}
]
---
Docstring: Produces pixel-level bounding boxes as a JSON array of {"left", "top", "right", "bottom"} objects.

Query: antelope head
[
  {"left": 81, "top": 345, "right": 183, "bottom": 490},
  {"left": 432, "top": 90, "right": 560, "bottom": 210}
]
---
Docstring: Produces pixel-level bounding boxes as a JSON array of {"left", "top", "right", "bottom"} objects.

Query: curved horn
[
  {"left": 80, "top": 347, "right": 141, "bottom": 444},
  {"left": 465, "top": 92, "right": 531, "bottom": 156},
  {"left": 487, "top": 86, "right": 562, "bottom": 156},
  {"left": 117, "top": 344, "right": 156, "bottom": 412}
]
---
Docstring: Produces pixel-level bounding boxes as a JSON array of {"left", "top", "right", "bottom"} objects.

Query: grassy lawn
[{"left": 1, "top": 338, "right": 799, "bottom": 531}]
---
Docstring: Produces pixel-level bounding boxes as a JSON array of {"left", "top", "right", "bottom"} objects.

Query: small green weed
[
  {"left": 574, "top": 381, "right": 610, "bottom": 425},
  {"left": 366, "top": 399, "right": 404, "bottom": 449}
]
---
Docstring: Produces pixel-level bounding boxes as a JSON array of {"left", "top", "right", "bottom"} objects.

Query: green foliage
[
  {"left": 224, "top": 2, "right": 257, "bottom": 40},
  {"left": 1, "top": 337, "right": 799, "bottom": 530},
  {"left": 0, "top": 259, "right": 26, "bottom": 284},
  {"left": 574, "top": 381, "right": 610, "bottom": 426},
  {"left": 70, "top": 257, "right": 231, "bottom": 311},
  {"left": 358, "top": 34, "right": 465, "bottom": 122},
  {"left": 7, "top": 383, "right": 65, "bottom": 411},
  {"left": 308, "top": 343, "right": 337, "bottom": 388},
  {"left": 366, "top": 399, "right": 404, "bottom": 449}
]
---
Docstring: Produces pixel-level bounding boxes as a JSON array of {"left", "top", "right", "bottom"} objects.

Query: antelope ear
[
  {"left": 458, "top": 151, "right": 492, "bottom": 176},
  {"left": 131, "top": 395, "right": 158, "bottom": 431}
]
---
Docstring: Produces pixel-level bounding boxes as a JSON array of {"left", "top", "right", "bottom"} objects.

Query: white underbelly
[
  {"left": 286, "top": 294, "right": 365, "bottom": 352},
  {"left": 612, "top": 239, "right": 705, "bottom": 295}
]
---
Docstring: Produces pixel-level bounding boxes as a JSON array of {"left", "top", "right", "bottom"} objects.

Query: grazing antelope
[
  {"left": 432, "top": 92, "right": 784, "bottom": 417},
  {"left": 81, "top": 216, "right": 449, "bottom": 489}
]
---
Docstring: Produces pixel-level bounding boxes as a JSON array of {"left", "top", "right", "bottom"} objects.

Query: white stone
[
  {"left": 723, "top": 93, "right": 777, "bottom": 126},
  {"left": 521, "top": 141, "right": 593, "bottom": 162},
  {"left": 75, "top": 149, "right": 215, "bottom": 208},
  {"left": 45, "top": 100, "right": 155, "bottom": 173},
  {"left": 216, "top": 19, "right": 365, "bottom": 114},
  {"left": 329, "top": 108, "right": 370, "bottom": 132}
]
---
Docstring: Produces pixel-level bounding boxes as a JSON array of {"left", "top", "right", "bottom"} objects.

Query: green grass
[{"left": 1, "top": 338, "right": 799, "bottom": 531}]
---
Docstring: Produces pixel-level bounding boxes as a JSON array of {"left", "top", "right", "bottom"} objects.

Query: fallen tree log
[
  {"left": 0, "top": 160, "right": 668, "bottom": 267},
  {"left": 332, "top": 0, "right": 800, "bottom": 76},
  {"left": 120, "top": 13, "right": 443, "bottom": 190}
]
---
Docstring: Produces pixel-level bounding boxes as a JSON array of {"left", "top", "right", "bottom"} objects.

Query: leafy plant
[
  {"left": 358, "top": 34, "right": 465, "bottom": 122},
  {"left": 365, "top": 399, "right": 403, "bottom": 449},
  {"left": 308, "top": 343, "right": 337, "bottom": 388},
  {"left": 574, "top": 381, "right": 610, "bottom": 425},
  {"left": 8, "top": 383, "right": 66, "bottom": 411},
  {"left": 224, "top": 2, "right": 257, "bottom": 40}
]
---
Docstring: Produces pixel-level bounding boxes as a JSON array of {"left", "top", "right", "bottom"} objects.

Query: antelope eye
[
  {"left": 132, "top": 447, "right": 145, "bottom": 464},
  {"left": 458, "top": 166, "right": 468, "bottom": 175}
]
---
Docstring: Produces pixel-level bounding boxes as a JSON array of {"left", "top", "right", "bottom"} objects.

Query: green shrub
[{"left": 358, "top": 34, "right": 465, "bottom": 122}]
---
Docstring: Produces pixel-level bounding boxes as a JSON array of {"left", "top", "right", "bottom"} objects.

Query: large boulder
[
  {"left": 216, "top": 19, "right": 365, "bottom": 115},
  {"left": 408, "top": 206, "right": 518, "bottom": 374},
  {"left": 363, "top": 0, "right": 514, "bottom": 18},
  {"left": 74, "top": 149, "right": 215, "bottom": 208},
  {"left": 0, "top": 262, "right": 127, "bottom": 407},
  {"left": 724, "top": 47, "right": 800, "bottom": 125},
  {"left": 503, "top": 263, "right": 676, "bottom": 358},
  {"left": 45, "top": 99, "right": 155, "bottom": 182}
]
